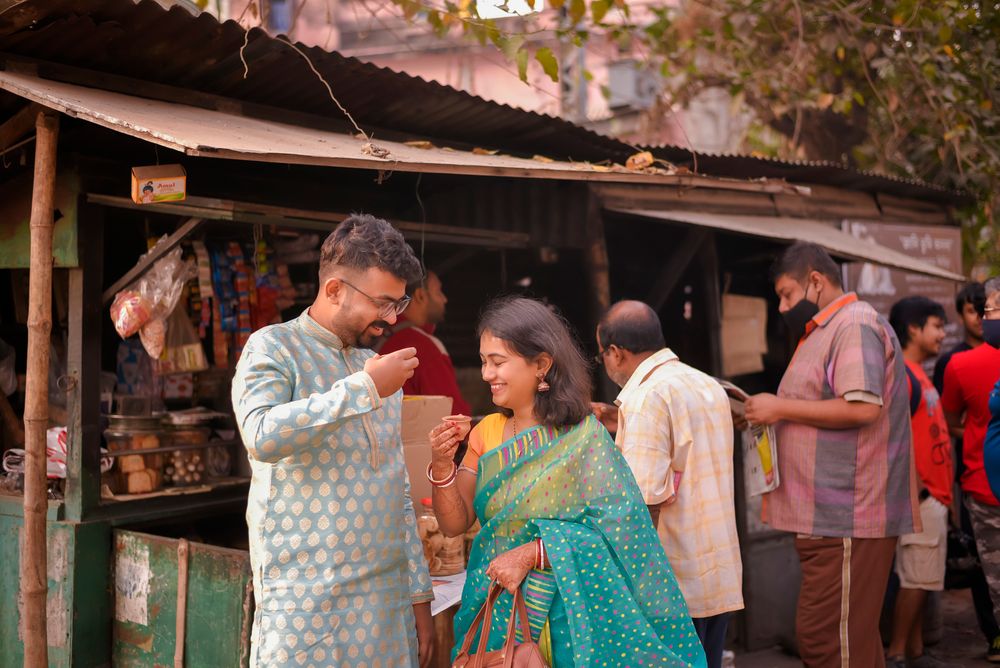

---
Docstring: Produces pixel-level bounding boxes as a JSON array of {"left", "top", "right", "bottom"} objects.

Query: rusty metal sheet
[
  {"left": 113, "top": 530, "right": 253, "bottom": 668},
  {"left": 0, "top": 69, "right": 810, "bottom": 190},
  {"left": 611, "top": 208, "right": 966, "bottom": 282}
]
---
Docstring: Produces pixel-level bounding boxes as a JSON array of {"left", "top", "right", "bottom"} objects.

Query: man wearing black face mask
[{"left": 744, "top": 242, "right": 919, "bottom": 668}]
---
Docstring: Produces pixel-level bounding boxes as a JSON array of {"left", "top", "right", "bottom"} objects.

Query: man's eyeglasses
[
  {"left": 985, "top": 306, "right": 1000, "bottom": 320},
  {"left": 593, "top": 348, "right": 610, "bottom": 365},
  {"left": 339, "top": 278, "right": 411, "bottom": 320}
]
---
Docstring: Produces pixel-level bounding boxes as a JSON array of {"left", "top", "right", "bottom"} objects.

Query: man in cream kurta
[
  {"left": 595, "top": 300, "right": 743, "bottom": 668},
  {"left": 233, "top": 214, "right": 433, "bottom": 667}
]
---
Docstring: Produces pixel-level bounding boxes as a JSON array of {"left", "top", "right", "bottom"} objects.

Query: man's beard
[{"left": 356, "top": 319, "right": 392, "bottom": 349}]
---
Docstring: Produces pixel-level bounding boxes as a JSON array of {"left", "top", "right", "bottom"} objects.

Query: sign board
[{"left": 842, "top": 221, "right": 964, "bottom": 351}]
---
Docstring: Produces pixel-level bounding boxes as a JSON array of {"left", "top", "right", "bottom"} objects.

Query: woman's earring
[{"left": 537, "top": 373, "right": 550, "bottom": 393}]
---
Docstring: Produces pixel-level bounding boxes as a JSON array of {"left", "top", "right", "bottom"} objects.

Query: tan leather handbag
[{"left": 452, "top": 583, "right": 547, "bottom": 668}]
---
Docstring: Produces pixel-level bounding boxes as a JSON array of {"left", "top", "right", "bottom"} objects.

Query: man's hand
[
  {"left": 364, "top": 347, "right": 419, "bottom": 398},
  {"left": 591, "top": 402, "right": 619, "bottom": 434},
  {"left": 413, "top": 601, "right": 435, "bottom": 668},
  {"left": 744, "top": 393, "right": 785, "bottom": 426}
]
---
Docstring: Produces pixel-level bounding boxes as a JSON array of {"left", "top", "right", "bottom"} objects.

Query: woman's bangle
[
  {"left": 426, "top": 462, "right": 457, "bottom": 488},
  {"left": 535, "top": 538, "right": 548, "bottom": 569}
]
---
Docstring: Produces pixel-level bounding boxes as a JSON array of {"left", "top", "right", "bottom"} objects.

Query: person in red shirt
[
  {"left": 378, "top": 270, "right": 471, "bottom": 416},
  {"left": 887, "top": 297, "right": 955, "bottom": 668},
  {"left": 942, "top": 292, "right": 1000, "bottom": 662}
]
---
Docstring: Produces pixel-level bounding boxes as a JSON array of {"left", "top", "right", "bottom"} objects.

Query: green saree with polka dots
[{"left": 453, "top": 414, "right": 706, "bottom": 667}]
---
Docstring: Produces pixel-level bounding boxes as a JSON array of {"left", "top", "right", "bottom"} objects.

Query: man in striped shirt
[{"left": 746, "top": 242, "right": 920, "bottom": 668}]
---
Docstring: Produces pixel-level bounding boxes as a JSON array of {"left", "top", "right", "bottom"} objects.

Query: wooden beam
[
  {"left": 23, "top": 107, "right": 58, "bottom": 668},
  {"left": 86, "top": 194, "right": 532, "bottom": 250},
  {"left": 700, "top": 234, "right": 723, "bottom": 377},
  {"left": 65, "top": 197, "right": 104, "bottom": 521},
  {"left": 646, "top": 228, "right": 710, "bottom": 312},
  {"left": 0, "top": 101, "right": 40, "bottom": 149},
  {"left": 434, "top": 248, "right": 479, "bottom": 277},
  {"left": 101, "top": 217, "right": 204, "bottom": 306},
  {"left": 583, "top": 189, "right": 617, "bottom": 401}
]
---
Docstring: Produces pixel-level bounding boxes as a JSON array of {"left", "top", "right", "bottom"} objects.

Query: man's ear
[
  {"left": 325, "top": 277, "right": 343, "bottom": 305},
  {"left": 411, "top": 286, "right": 427, "bottom": 306}
]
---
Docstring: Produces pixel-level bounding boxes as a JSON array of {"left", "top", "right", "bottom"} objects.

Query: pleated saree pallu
[{"left": 453, "top": 415, "right": 706, "bottom": 667}]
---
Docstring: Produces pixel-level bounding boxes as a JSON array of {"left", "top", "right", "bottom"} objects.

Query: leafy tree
[{"left": 385, "top": 0, "right": 1000, "bottom": 271}]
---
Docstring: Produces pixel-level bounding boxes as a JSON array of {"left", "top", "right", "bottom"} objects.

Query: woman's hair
[{"left": 477, "top": 296, "right": 591, "bottom": 429}]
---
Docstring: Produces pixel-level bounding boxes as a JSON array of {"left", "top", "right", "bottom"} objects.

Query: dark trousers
[
  {"left": 692, "top": 612, "right": 731, "bottom": 668},
  {"left": 962, "top": 496, "right": 1000, "bottom": 641}
]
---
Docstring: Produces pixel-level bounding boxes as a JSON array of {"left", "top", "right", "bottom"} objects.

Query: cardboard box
[
  {"left": 131, "top": 164, "right": 187, "bottom": 204},
  {"left": 401, "top": 395, "right": 453, "bottom": 504}
]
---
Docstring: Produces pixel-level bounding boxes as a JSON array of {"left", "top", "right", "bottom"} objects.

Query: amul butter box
[{"left": 131, "top": 164, "right": 186, "bottom": 204}]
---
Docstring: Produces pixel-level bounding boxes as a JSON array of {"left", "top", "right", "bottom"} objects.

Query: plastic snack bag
[
  {"left": 158, "top": 305, "right": 208, "bottom": 374},
  {"left": 110, "top": 290, "right": 153, "bottom": 338},
  {"left": 109, "top": 237, "right": 196, "bottom": 359}
]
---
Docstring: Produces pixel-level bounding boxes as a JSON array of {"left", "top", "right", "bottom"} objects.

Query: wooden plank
[
  {"left": 22, "top": 106, "right": 58, "bottom": 668},
  {"left": 700, "top": 234, "right": 723, "bottom": 377},
  {"left": 0, "top": 101, "right": 40, "bottom": 149},
  {"left": 87, "top": 194, "right": 532, "bottom": 249},
  {"left": 65, "top": 196, "right": 104, "bottom": 522},
  {"left": 100, "top": 217, "right": 204, "bottom": 306},
  {"left": 583, "top": 189, "right": 617, "bottom": 402},
  {"left": 646, "top": 228, "right": 710, "bottom": 312}
]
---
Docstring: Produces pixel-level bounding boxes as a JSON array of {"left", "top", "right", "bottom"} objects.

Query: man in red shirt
[
  {"left": 887, "top": 297, "right": 955, "bottom": 668},
  {"left": 378, "top": 271, "right": 471, "bottom": 415},
  {"left": 942, "top": 294, "right": 1000, "bottom": 662}
]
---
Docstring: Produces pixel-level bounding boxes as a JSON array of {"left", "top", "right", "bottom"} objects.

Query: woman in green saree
[{"left": 427, "top": 297, "right": 705, "bottom": 667}]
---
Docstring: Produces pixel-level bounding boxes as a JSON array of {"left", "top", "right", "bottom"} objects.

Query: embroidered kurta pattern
[{"left": 233, "top": 310, "right": 432, "bottom": 668}]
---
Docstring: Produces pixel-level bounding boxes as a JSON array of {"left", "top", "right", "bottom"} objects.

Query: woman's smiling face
[{"left": 479, "top": 331, "right": 539, "bottom": 412}]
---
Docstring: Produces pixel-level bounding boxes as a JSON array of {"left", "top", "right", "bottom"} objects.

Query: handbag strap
[
  {"left": 458, "top": 582, "right": 504, "bottom": 658},
  {"left": 499, "top": 589, "right": 536, "bottom": 668}
]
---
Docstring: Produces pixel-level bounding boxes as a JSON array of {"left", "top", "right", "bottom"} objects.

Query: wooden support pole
[
  {"left": 22, "top": 108, "right": 59, "bottom": 668},
  {"left": 583, "top": 190, "right": 616, "bottom": 401}
]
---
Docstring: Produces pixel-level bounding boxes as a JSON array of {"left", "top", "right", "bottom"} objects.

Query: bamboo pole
[{"left": 22, "top": 109, "right": 59, "bottom": 668}]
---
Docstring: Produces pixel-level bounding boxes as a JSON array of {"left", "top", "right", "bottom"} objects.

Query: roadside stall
[{"left": 0, "top": 2, "right": 969, "bottom": 665}]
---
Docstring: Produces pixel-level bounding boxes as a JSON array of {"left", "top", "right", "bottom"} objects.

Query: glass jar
[
  {"left": 104, "top": 414, "right": 165, "bottom": 495},
  {"left": 165, "top": 425, "right": 211, "bottom": 487}
]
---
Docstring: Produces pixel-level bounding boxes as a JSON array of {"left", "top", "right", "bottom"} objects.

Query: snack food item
[
  {"left": 139, "top": 318, "right": 167, "bottom": 359},
  {"left": 110, "top": 290, "right": 153, "bottom": 338}
]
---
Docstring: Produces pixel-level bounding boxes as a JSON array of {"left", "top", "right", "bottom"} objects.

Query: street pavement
[{"left": 735, "top": 588, "right": 990, "bottom": 667}]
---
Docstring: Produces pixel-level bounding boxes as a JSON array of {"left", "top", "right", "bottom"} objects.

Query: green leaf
[
  {"left": 569, "top": 0, "right": 586, "bottom": 24},
  {"left": 516, "top": 49, "right": 529, "bottom": 82},
  {"left": 535, "top": 47, "right": 560, "bottom": 82},
  {"left": 582, "top": 68, "right": 594, "bottom": 82},
  {"left": 938, "top": 24, "right": 952, "bottom": 43},
  {"left": 592, "top": 0, "right": 611, "bottom": 23},
  {"left": 501, "top": 34, "right": 525, "bottom": 62}
]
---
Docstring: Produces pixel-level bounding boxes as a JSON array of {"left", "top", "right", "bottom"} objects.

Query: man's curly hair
[{"left": 319, "top": 214, "right": 423, "bottom": 285}]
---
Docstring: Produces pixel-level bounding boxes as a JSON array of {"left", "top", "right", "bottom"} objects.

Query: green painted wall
[{"left": 0, "top": 513, "right": 111, "bottom": 667}]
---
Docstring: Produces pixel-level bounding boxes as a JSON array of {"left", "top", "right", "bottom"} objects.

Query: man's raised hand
[{"left": 364, "top": 347, "right": 419, "bottom": 398}]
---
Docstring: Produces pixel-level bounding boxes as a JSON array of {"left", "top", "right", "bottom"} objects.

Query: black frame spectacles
[
  {"left": 339, "top": 278, "right": 411, "bottom": 319},
  {"left": 593, "top": 348, "right": 609, "bottom": 364}
]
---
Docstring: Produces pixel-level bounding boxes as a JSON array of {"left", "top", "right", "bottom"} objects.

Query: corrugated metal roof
[
  {"left": 0, "top": 68, "right": 802, "bottom": 190},
  {"left": 0, "top": 0, "right": 964, "bottom": 206},
  {"left": 610, "top": 208, "right": 965, "bottom": 282}
]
